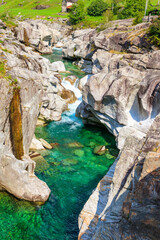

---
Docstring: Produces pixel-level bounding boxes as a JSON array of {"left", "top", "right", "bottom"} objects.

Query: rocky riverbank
[
  {"left": 0, "top": 19, "right": 75, "bottom": 202},
  {"left": 0, "top": 16, "right": 159, "bottom": 238},
  {"left": 61, "top": 19, "right": 160, "bottom": 239}
]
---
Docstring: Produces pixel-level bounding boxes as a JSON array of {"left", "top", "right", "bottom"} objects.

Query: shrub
[
  {"left": 87, "top": 0, "right": 108, "bottom": 16},
  {"left": 133, "top": 12, "right": 143, "bottom": 25},
  {"left": 118, "top": 0, "right": 145, "bottom": 19},
  {"left": 148, "top": 17, "right": 160, "bottom": 47},
  {"left": 68, "top": 0, "right": 85, "bottom": 25}
]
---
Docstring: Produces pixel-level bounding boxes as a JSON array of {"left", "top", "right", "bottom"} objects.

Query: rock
[
  {"left": 60, "top": 89, "right": 77, "bottom": 104},
  {"left": 39, "top": 138, "right": 52, "bottom": 149},
  {"left": 93, "top": 146, "right": 106, "bottom": 155},
  {"left": 68, "top": 142, "right": 84, "bottom": 148},
  {"left": 50, "top": 61, "right": 66, "bottom": 72},
  {"left": 74, "top": 20, "right": 160, "bottom": 240},
  {"left": 30, "top": 137, "right": 44, "bottom": 151},
  {"left": 50, "top": 142, "right": 59, "bottom": 148},
  {"left": 15, "top": 19, "right": 70, "bottom": 54},
  {"left": 0, "top": 20, "right": 73, "bottom": 202},
  {"left": 78, "top": 75, "right": 92, "bottom": 90},
  {"left": 0, "top": 154, "right": 50, "bottom": 202},
  {"left": 74, "top": 149, "right": 84, "bottom": 157},
  {"left": 33, "top": 5, "right": 50, "bottom": 10},
  {"left": 62, "top": 158, "right": 78, "bottom": 166},
  {"left": 31, "top": 154, "right": 50, "bottom": 173},
  {"left": 65, "top": 75, "right": 77, "bottom": 85},
  {"left": 55, "top": 42, "right": 63, "bottom": 48}
]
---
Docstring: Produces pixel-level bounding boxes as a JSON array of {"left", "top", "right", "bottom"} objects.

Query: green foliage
[
  {"left": 118, "top": 0, "right": 146, "bottom": 19},
  {"left": 68, "top": 0, "right": 85, "bottom": 25},
  {"left": 148, "top": 17, "right": 160, "bottom": 47},
  {"left": 133, "top": 12, "right": 143, "bottom": 25},
  {"left": 103, "top": 9, "right": 114, "bottom": 23},
  {"left": 87, "top": 0, "right": 108, "bottom": 16}
]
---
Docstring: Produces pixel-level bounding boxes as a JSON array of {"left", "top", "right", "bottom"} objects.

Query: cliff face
[
  {"left": 61, "top": 20, "right": 160, "bottom": 239},
  {"left": 78, "top": 114, "right": 160, "bottom": 240},
  {"left": 0, "top": 20, "right": 68, "bottom": 201}
]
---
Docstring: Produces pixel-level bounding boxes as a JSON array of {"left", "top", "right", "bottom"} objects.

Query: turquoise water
[
  {"left": 0, "top": 50, "right": 118, "bottom": 240},
  {"left": 43, "top": 49, "right": 86, "bottom": 79}
]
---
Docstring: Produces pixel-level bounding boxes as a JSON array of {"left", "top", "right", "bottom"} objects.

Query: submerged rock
[
  {"left": 93, "top": 146, "right": 106, "bottom": 155},
  {"left": 62, "top": 158, "right": 78, "bottom": 166},
  {"left": 68, "top": 141, "right": 84, "bottom": 148},
  {"left": 74, "top": 149, "right": 84, "bottom": 157}
]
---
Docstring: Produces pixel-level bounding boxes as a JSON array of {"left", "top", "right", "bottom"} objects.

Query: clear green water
[
  {"left": 43, "top": 49, "right": 86, "bottom": 79},
  {"left": 0, "top": 50, "right": 118, "bottom": 240}
]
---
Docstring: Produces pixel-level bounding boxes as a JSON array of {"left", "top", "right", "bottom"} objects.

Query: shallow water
[{"left": 0, "top": 50, "right": 118, "bottom": 240}]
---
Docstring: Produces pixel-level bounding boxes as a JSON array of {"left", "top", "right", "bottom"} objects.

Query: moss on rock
[{"left": 9, "top": 87, "right": 24, "bottom": 160}]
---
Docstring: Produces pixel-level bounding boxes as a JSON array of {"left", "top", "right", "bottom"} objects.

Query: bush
[
  {"left": 103, "top": 10, "right": 114, "bottom": 23},
  {"left": 87, "top": 0, "right": 108, "bottom": 16},
  {"left": 68, "top": 0, "right": 85, "bottom": 25},
  {"left": 133, "top": 12, "right": 143, "bottom": 25},
  {"left": 148, "top": 17, "right": 160, "bottom": 47},
  {"left": 118, "top": 0, "right": 145, "bottom": 19}
]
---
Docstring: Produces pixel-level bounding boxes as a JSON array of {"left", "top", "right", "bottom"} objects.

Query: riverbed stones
[
  {"left": 62, "top": 158, "right": 78, "bottom": 166},
  {"left": 68, "top": 141, "right": 84, "bottom": 148},
  {"left": 74, "top": 149, "right": 84, "bottom": 157}
]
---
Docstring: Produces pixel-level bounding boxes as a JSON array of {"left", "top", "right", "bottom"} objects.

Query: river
[{"left": 0, "top": 49, "right": 118, "bottom": 240}]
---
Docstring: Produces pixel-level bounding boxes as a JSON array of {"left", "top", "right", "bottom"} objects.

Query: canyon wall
[
  {"left": 62, "top": 19, "right": 160, "bottom": 239},
  {"left": 0, "top": 20, "right": 70, "bottom": 201}
]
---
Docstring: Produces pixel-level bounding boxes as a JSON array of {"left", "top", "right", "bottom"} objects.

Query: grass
[
  {"left": 0, "top": 0, "right": 114, "bottom": 20},
  {"left": 0, "top": 0, "right": 159, "bottom": 28}
]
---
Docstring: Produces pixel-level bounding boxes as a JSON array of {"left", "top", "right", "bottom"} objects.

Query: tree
[
  {"left": 87, "top": 0, "right": 108, "bottom": 16},
  {"left": 68, "top": 0, "right": 85, "bottom": 25},
  {"left": 148, "top": 17, "right": 160, "bottom": 46},
  {"left": 118, "top": 0, "right": 146, "bottom": 18}
]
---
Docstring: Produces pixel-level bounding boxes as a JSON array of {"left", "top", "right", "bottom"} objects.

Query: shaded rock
[{"left": 78, "top": 75, "right": 92, "bottom": 91}]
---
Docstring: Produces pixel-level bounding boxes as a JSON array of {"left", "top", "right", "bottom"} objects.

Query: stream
[{"left": 0, "top": 49, "right": 118, "bottom": 240}]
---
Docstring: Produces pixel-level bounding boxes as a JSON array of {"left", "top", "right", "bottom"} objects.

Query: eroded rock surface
[
  {"left": 72, "top": 20, "right": 160, "bottom": 239},
  {"left": 15, "top": 19, "right": 70, "bottom": 53},
  {"left": 79, "top": 114, "right": 160, "bottom": 240},
  {"left": 0, "top": 21, "right": 71, "bottom": 201}
]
